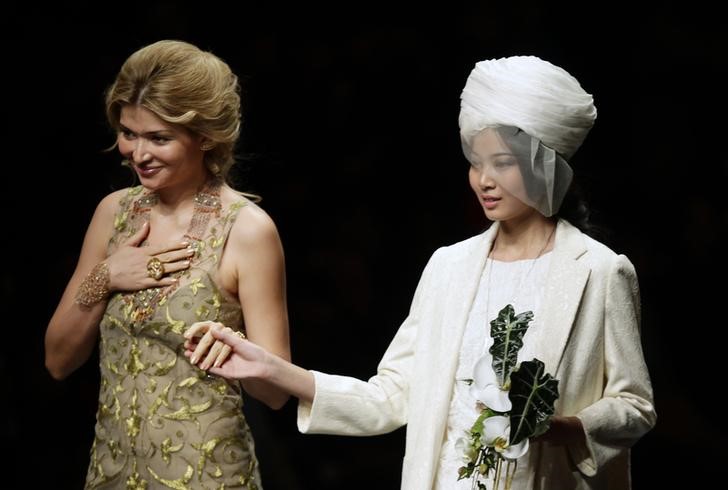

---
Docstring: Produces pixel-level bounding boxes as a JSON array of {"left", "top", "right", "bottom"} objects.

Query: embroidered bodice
[{"left": 85, "top": 185, "right": 261, "bottom": 490}]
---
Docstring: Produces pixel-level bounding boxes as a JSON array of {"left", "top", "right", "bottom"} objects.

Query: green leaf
[
  {"left": 508, "top": 359, "right": 559, "bottom": 445},
  {"left": 488, "top": 305, "right": 533, "bottom": 386}
]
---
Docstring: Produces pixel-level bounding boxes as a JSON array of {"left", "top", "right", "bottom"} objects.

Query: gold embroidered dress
[{"left": 85, "top": 184, "right": 261, "bottom": 489}]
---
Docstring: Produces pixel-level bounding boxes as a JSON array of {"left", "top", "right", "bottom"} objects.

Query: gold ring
[
  {"left": 233, "top": 330, "right": 246, "bottom": 340},
  {"left": 146, "top": 257, "right": 165, "bottom": 280}
]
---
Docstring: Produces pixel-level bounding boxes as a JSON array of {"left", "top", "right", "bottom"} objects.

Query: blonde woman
[{"left": 45, "top": 40, "right": 290, "bottom": 489}]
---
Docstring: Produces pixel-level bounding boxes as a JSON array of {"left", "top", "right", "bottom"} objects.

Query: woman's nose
[
  {"left": 476, "top": 165, "right": 495, "bottom": 188},
  {"left": 131, "top": 139, "right": 151, "bottom": 163}
]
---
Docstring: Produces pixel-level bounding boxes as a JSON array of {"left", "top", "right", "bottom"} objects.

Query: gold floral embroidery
[
  {"left": 85, "top": 188, "right": 259, "bottom": 489},
  {"left": 147, "top": 464, "right": 194, "bottom": 490},
  {"left": 126, "top": 459, "right": 149, "bottom": 490},
  {"left": 159, "top": 437, "right": 184, "bottom": 464},
  {"left": 189, "top": 278, "right": 206, "bottom": 296},
  {"left": 165, "top": 307, "right": 186, "bottom": 335}
]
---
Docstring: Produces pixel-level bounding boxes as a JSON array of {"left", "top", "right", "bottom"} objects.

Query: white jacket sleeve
[
  {"left": 297, "top": 251, "right": 438, "bottom": 436},
  {"left": 572, "top": 254, "right": 657, "bottom": 476}
]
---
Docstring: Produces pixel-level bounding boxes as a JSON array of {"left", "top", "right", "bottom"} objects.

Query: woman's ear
[{"left": 200, "top": 137, "right": 215, "bottom": 151}]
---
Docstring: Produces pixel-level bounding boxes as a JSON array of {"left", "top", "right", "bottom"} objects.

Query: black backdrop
[{"left": 2, "top": 2, "right": 726, "bottom": 489}]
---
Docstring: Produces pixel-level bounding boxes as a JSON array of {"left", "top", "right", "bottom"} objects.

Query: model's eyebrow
[
  {"left": 471, "top": 151, "right": 515, "bottom": 161},
  {"left": 118, "top": 124, "right": 174, "bottom": 136}
]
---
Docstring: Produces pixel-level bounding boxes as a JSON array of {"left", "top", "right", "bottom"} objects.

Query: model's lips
[
  {"left": 481, "top": 195, "right": 500, "bottom": 209},
  {"left": 134, "top": 164, "right": 163, "bottom": 177}
]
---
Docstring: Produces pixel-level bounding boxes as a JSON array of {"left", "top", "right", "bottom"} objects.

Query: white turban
[{"left": 459, "top": 56, "right": 596, "bottom": 160}]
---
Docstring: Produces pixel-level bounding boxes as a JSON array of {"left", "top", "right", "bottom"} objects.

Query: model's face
[
  {"left": 117, "top": 105, "right": 206, "bottom": 190},
  {"left": 467, "top": 128, "right": 536, "bottom": 222}
]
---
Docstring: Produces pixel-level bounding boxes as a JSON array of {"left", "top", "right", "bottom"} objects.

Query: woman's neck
[
  {"left": 492, "top": 215, "right": 556, "bottom": 261},
  {"left": 154, "top": 172, "right": 212, "bottom": 214}
]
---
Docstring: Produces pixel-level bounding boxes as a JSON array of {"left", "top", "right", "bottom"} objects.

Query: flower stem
[
  {"left": 494, "top": 458, "right": 502, "bottom": 490},
  {"left": 505, "top": 460, "right": 514, "bottom": 490}
]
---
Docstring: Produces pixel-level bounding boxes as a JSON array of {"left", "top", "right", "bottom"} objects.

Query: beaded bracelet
[{"left": 75, "top": 262, "right": 110, "bottom": 307}]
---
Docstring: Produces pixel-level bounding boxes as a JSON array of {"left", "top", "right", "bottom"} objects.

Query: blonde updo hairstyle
[{"left": 105, "top": 40, "right": 241, "bottom": 182}]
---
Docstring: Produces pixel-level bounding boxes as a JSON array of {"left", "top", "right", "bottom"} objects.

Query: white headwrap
[
  {"left": 459, "top": 56, "right": 597, "bottom": 216},
  {"left": 459, "top": 56, "right": 596, "bottom": 160}
]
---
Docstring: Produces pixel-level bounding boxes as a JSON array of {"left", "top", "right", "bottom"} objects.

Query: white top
[{"left": 434, "top": 252, "right": 552, "bottom": 489}]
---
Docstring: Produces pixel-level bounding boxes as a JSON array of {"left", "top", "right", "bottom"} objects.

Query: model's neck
[
  {"left": 492, "top": 215, "right": 556, "bottom": 261},
  {"left": 154, "top": 172, "right": 213, "bottom": 213}
]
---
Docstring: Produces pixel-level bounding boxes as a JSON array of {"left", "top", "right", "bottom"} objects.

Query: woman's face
[
  {"left": 467, "top": 128, "right": 537, "bottom": 222},
  {"left": 117, "top": 105, "right": 206, "bottom": 191}
]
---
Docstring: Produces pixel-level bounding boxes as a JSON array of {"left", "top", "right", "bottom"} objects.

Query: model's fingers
[
  {"left": 157, "top": 247, "right": 196, "bottom": 263},
  {"left": 148, "top": 240, "right": 192, "bottom": 256},
  {"left": 210, "top": 327, "right": 247, "bottom": 347},
  {"left": 184, "top": 321, "right": 213, "bottom": 340},
  {"left": 160, "top": 260, "right": 191, "bottom": 274},
  {"left": 190, "top": 331, "right": 216, "bottom": 364},
  {"left": 213, "top": 344, "right": 232, "bottom": 368},
  {"left": 124, "top": 221, "right": 150, "bottom": 246},
  {"left": 200, "top": 340, "right": 225, "bottom": 370}
]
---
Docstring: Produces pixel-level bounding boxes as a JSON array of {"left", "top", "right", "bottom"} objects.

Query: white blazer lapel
[
  {"left": 437, "top": 225, "right": 498, "bottom": 365},
  {"left": 416, "top": 225, "right": 498, "bottom": 488},
  {"left": 537, "top": 220, "right": 590, "bottom": 375}
]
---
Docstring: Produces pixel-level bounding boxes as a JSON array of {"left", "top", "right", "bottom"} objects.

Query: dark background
[{"left": 2, "top": 2, "right": 726, "bottom": 488}]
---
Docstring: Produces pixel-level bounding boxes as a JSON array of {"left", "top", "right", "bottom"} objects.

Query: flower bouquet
[{"left": 458, "top": 305, "right": 559, "bottom": 490}]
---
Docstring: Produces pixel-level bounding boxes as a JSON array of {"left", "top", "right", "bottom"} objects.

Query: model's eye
[
  {"left": 493, "top": 158, "right": 517, "bottom": 170},
  {"left": 120, "top": 129, "right": 136, "bottom": 140},
  {"left": 152, "top": 135, "right": 171, "bottom": 144}
]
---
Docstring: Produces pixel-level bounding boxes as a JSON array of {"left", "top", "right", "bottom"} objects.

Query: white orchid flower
[
  {"left": 482, "top": 416, "right": 529, "bottom": 460},
  {"left": 455, "top": 437, "right": 477, "bottom": 464},
  {"left": 470, "top": 355, "right": 512, "bottom": 412}
]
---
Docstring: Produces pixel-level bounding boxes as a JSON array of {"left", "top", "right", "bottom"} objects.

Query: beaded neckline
[
  {"left": 123, "top": 180, "right": 224, "bottom": 323},
  {"left": 133, "top": 180, "right": 223, "bottom": 242}
]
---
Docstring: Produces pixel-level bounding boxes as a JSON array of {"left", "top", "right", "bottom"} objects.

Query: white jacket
[{"left": 298, "top": 220, "right": 656, "bottom": 489}]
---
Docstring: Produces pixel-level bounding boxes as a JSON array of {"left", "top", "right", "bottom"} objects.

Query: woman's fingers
[
  {"left": 210, "top": 327, "right": 245, "bottom": 348},
  {"left": 190, "top": 331, "right": 216, "bottom": 365},
  {"left": 159, "top": 259, "right": 191, "bottom": 275},
  {"left": 183, "top": 323, "right": 243, "bottom": 371},
  {"left": 186, "top": 322, "right": 233, "bottom": 367},
  {"left": 156, "top": 246, "right": 196, "bottom": 264},
  {"left": 144, "top": 245, "right": 193, "bottom": 280},
  {"left": 184, "top": 321, "right": 213, "bottom": 340},
  {"left": 199, "top": 340, "right": 225, "bottom": 370},
  {"left": 214, "top": 344, "right": 232, "bottom": 368},
  {"left": 199, "top": 327, "right": 236, "bottom": 369},
  {"left": 210, "top": 328, "right": 262, "bottom": 363},
  {"left": 124, "top": 221, "right": 150, "bottom": 246},
  {"left": 108, "top": 226, "right": 192, "bottom": 291},
  {"left": 149, "top": 240, "right": 193, "bottom": 257}
]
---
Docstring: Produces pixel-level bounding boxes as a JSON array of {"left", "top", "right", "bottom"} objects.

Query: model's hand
[
  {"left": 105, "top": 222, "right": 194, "bottom": 291},
  {"left": 184, "top": 321, "right": 268, "bottom": 379}
]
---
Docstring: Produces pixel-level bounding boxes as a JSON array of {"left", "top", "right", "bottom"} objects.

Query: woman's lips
[
  {"left": 135, "top": 165, "right": 163, "bottom": 178},
  {"left": 482, "top": 196, "right": 500, "bottom": 209}
]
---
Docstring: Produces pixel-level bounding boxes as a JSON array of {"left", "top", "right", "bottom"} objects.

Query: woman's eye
[
  {"left": 120, "top": 130, "right": 135, "bottom": 140},
  {"left": 152, "top": 136, "right": 171, "bottom": 144},
  {"left": 493, "top": 159, "right": 516, "bottom": 169}
]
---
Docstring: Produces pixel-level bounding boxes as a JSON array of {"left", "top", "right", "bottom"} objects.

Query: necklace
[
  {"left": 133, "top": 180, "right": 222, "bottom": 242},
  {"left": 124, "top": 179, "right": 223, "bottom": 323},
  {"left": 484, "top": 224, "right": 556, "bottom": 328}
]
